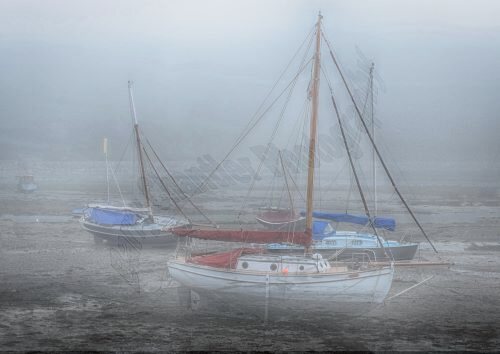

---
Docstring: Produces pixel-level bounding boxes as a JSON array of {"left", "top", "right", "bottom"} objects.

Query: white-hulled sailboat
[{"left": 167, "top": 14, "right": 394, "bottom": 309}]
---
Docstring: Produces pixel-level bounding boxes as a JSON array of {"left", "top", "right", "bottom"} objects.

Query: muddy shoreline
[{"left": 1, "top": 180, "right": 499, "bottom": 351}]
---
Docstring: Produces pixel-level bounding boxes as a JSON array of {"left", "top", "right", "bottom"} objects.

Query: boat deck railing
[{"left": 329, "top": 250, "right": 380, "bottom": 271}]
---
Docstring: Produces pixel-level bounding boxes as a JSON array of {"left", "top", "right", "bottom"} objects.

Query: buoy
[{"left": 282, "top": 267, "right": 289, "bottom": 275}]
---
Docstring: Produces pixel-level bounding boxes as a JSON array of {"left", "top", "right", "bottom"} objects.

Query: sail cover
[
  {"left": 301, "top": 211, "right": 396, "bottom": 231},
  {"left": 313, "top": 220, "right": 330, "bottom": 235},
  {"left": 85, "top": 207, "right": 138, "bottom": 225},
  {"left": 172, "top": 228, "right": 311, "bottom": 246}
]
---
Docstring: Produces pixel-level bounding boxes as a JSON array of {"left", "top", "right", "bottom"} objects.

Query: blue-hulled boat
[{"left": 266, "top": 219, "right": 419, "bottom": 261}]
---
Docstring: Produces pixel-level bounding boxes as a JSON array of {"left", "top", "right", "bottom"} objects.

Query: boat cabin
[
  {"left": 235, "top": 254, "right": 331, "bottom": 273},
  {"left": 17, "top": 175, "right": 35, "bottom": 183},
  {"left": 16, "top": 175, "right": 37, "bottom": 193}
]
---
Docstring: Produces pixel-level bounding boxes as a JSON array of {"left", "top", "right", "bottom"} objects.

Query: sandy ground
[{"left": 0, "top": 180, "right": 499, "bottom": 351}]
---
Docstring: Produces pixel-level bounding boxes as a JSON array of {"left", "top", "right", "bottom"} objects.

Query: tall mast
[
  {"left": 305, "top": 13, "right": 323, "bottom": 253},
  {"left": 103, "top": 137, "right": 110, "bottom": 203},
  {"left": 325, "top": 39, "right": 438, "bottom": 253},
  {"left": 370, "top": 63, "right": 377, "bottom": 216},
  {"left": 128, "top": 81, "right": 153, "bottom": 217}
]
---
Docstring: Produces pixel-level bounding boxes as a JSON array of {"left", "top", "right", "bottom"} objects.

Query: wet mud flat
[{"left": 0, "top": 183, "right": 500, "bottom": 351}]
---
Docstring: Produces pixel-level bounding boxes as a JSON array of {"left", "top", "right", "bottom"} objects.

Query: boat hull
[
  {"left": 81, "top": 220, "right": 178, "bottom": 247},
  {"left": 168, "top": 260, "right": 393, "bottom": 307},
  {"left": 17, "top": 183, "right": 37, "bottom": 193},
  {"left": 267, "top": 244, "right": 418, "bottom": 261}
]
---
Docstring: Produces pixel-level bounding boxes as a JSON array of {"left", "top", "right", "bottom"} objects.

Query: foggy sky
[{"left": 1, "top": 0, "right": 499, "bottom": 167}]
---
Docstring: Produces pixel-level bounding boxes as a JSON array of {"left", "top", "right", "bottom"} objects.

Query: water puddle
[{"left": 0, "top": 214, "right": 73, "bottom": 223}]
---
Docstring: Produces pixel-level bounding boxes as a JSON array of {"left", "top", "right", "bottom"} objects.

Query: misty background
[{"left": 1, "top": 0, "right": 499, "bottom": 185}]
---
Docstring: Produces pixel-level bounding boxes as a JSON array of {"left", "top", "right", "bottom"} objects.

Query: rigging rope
[
  {"left": 144, "top": 137, "right": 215, "bottom": 226},
  {"left": 279, "top": 150, "right": 295, "bottom": 213},
  {"left": 236, "top": 36, "right": 316, "bottom": 222},
  {"left": 185, "top": 27, "right": 316, "bottom": 200},
  {"left": 141, "top": 145, "right": 190, "bottom": 221},
  {"left": 236, "top": 57, "right": 311, "bottom": 222},
  {"left": 109, "top": 161, "right": 127, "bottom": 206},
  {"left": 327, "top": 82, "right": 389, "bottom": 256},
  {"left": 322, "top": 31, "right": 438, "bottom": 253}
]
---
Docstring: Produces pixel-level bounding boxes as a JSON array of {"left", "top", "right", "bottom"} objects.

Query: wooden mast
[
  {"left": 305, "top": 13, "right": 322, "bottom": 253},
  {"left": 370, "top": 63, "right": 377, "bottom": 216},
  {"left": 128, "top": 81, "right": 153, "bottom": 218}
]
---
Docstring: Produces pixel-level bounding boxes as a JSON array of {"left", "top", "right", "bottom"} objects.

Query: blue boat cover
[
  {"left": 301, "top": 211, "right": 396, "bottom": 231},
  {"left": 313, "top": 220, "right": 331, "bottom": 240},
  {"left": 313, "top": 220, "right": 330, "bottom": 235},
  {"left": 85, "top": 207, "right": 138, "bottom": 225}
]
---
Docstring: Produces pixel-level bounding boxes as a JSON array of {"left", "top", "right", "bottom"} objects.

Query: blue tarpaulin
[
  {"left": 85, "top": 207, "right": 138, "bottom": 225},
  {"left": 301, "top": 211, "right": 396, "bottom": 231},
  {"left": 313, "top": 220, "right": 330, "bottom": 235},
  {"left": 313, "top": 220, "right": 331, "bottom": 240}
]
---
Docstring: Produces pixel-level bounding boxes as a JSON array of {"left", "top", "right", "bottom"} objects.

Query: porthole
[
  {"left": 299, "top": 265, "right": 304, "bottom": 271},
  {"left": 242, "top": 261, "right": 248, "bottom": 269},
  {"left": 270, "top": 263, "right": 278, "bottom": 271}
]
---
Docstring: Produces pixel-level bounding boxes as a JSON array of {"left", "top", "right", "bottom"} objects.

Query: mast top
[
  {"left": 128, "top": 80, "right": 139, "bottom": 126},
  {"left": 317, "top": 12, "right": 323, "bottom": 26},
  {"left": 127, "top": 80, "right": 153, "bottom": 216}
]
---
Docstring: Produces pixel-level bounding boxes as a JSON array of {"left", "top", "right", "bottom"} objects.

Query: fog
[
  {"left": 1, "top": 0, "right": 499, "bottom": 170},
  {"left": 2, "top": 2, "right": 500, "bottom": 351}
]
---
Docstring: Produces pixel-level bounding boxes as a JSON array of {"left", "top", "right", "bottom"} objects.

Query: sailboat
[
  {"left": 267, "top": 219, "right": 418, "bottom": 261},
  {"left": 167, "top": 14, "right": 394, "bottom": 309},
  {"left": 260, "top": 62, "right": 423, "bottom": 261},
  {"left": 16, "top": 175, "right": 37, "bottom": 193},
  {"left": 80, "top": 81, "right": 188, "bottom": 246}
]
